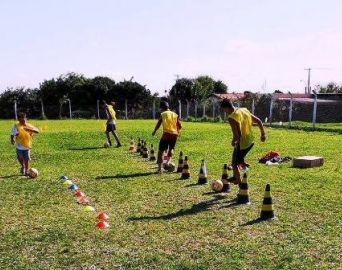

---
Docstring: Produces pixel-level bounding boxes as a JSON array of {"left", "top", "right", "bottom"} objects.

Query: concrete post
[{"left": 313, "top": 92, "right": 318, "bottom": 129}]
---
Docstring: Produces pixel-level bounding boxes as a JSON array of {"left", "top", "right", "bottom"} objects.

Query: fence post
[
  {"left": 152, "top": 99, "right": 156, "bottom": 119},
  {"left": 194, "top": 101, "right": 198, "bottom": 119},
  {"left": 212, "top": 102, "right": 215, "bottom": 118},
  {"left": 269, "top": 96, "right": 274, "bottom": 126},
  {"left": 312, "top": 91, "right": 317, "bottom": 129},
  {"left": 251, "top": 99, "right": 255, "bottom": 115},
  {"left": 40, "top": 99, "right": 46, "bottom": 119},
  {"left": 67, "top": 99, "right": 72, "bottom": 119},
  {"left": 186, "top": 100, "right": 189, "bottom": 120},
  {"left": 97, "top": 100, "right": 100, "bottom": 119},
  {"left": 125, "top": 99, "right": 128, "bottom": 119},
  {"left": 14, "top": 99, "right": 18, "bottom": 120},
  {"left": 288, "top": 93, "right": 293, "bottom": 127},
  {"left": 178, "top": 100, "right": 182, "bottom": 119}
]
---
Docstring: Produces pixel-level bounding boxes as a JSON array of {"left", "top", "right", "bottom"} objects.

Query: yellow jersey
[
  {"left": 106, "top": 105, "right": 117, "bottom": 120},
  {"left": 228, "top": 108, "right": 254, "bottom": 149},
  {"left": 15, "top": 122, "right": 34, "bottom": 149},
  {"left": 161, "top": 110, "right": 179, "bottom": 135}
]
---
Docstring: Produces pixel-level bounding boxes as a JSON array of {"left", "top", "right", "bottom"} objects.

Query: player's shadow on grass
[
  {"left": 0, "top": 174, "right": 21, "bottom": 179},
  {"left": 239, "top": 218, "right": 266, "bottom": 226},
  {"left": 68, "top": 147, "right": 105, "bottom": 151},
  {"left": 219, "top": 199, "right": 243, "bottom": 208},
  {"left": 96, "top": 172, "right": 156, "bottom": 180},
  {"left": 185, "top": 183, "right": 209, "bottom": 188},
  {"left": 128, "top": 195, "right": 226, "bottom": 221}
]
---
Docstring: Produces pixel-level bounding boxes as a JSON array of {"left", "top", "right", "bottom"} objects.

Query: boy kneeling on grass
[
  {"left": 10, "top": 113, "right": 39, "bottom": 176},
  {"left": 220, "top": 99, "right": 266, "bottom": 184},
  {"left": 152, "top": 101, "right": 182, "bottom": 173}
]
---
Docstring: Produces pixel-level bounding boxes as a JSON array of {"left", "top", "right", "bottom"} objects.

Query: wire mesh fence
[{"left": 4, "top": 94, "right": 342, "bottom": 132}]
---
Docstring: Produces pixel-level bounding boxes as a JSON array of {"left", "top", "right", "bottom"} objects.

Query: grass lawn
[
  {"left": 0, "top": 119, "right": 341, "bottom": 270},
  {"left": 270, "top": 121, "right": 342, "bottom": 131}
]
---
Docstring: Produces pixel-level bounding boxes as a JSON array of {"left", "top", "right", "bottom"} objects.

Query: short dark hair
[
  {"left": 220, "top": 99, "right": 234, "bottom": 109},
  {"left": 18, "top": 112, "right": 27, "bottom": 119},
  {"left": 160, "top": 101, "right": 169, "bottom": 110}
]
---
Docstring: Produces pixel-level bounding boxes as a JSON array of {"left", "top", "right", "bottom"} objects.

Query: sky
[{"left": 0, "top": 0, "right": 341, "bottom": 95}]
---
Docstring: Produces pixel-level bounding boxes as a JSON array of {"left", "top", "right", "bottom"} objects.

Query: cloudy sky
[{"left": 0, "top": 0, "right": 341, "bottom": 94}]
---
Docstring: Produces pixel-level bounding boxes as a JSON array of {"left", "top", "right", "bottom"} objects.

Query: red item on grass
[
  {"left": 96, "top": 221, "right": 110, "bottom": 229},
  {"left": 97, "top": 212, "right": 109, "bottom": 220}
]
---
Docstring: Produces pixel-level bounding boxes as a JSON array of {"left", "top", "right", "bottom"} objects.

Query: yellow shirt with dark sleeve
[
  {"left": 14, "top": 123, "right": 34, "bottom": 149},
  {"left": 161, "top": 110, "right": 179, "bottom": 135},
  {"left": 228, "top": 108, "right": 254, "bottom": 150},
  {"left": 106, "top": 105, "right": 117, "bottom": 120}
]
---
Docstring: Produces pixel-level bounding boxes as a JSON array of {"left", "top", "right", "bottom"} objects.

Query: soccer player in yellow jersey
[
  {"left": 102, "top": 101, "right": 122, "bottom": 147},
  {"left": 152, "top": 101, "right": 182, "bottom": 173},
  {"left": 220, "top": 99, "right": 266, "bottom": 184},
  {"left": 10, "top": 113, "right": 39, "bottom": 175}
]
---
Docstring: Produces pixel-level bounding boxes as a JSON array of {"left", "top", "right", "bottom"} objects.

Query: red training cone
[
  {"left": 77, "top": 196, "right": 89, "bottom": 205},
  {"left": 97, "top": 212, "right": 109, "bottom": 220},
  {"left": 75, "top": 191, "right": 85, "bottom": 198},
  {"left": 96, "top": 221, "right": 110, "bottom": 229}
]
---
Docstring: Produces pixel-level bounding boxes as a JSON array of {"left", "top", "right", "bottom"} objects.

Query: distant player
[
  {"left": 102, "top": 101, "right": 122, "bottom": 147},
  {"left": 10, "top": 113, "right": 39, "bottom": 175},
  {"left": 220, "top": 99, "right": 266, "bottom": 184},
  {"left": 152, "top": 101, "right": 182, "bottom": 173}
]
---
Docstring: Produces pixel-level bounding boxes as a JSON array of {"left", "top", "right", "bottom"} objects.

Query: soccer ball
[
  {"left": 164, "top": 162, "right": 176, "bottom": 172},
  {"left": 27, "top": 168, "right": 39, "bottom": 179},
  {"left": 104, "top": 141, "right": 110, "bottom": 148},
  {"left": 211, "top": 179, "right": 223, "bottom": 192}
]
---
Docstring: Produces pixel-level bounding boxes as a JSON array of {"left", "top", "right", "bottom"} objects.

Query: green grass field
[{"left": 0, "top": 120, "right": 341, "bottom": 270}]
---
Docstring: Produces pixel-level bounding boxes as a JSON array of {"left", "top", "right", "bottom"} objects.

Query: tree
[
  {"left": 169, "top": 78, "right": 194, "bottom": 106},
  {"left": 192, "top": 76, "right": 215, "bottom": 103},
  {"left": 169, "top": 76, "right": 229, "bottom": 106},
  {"left": 317, "top": 82, "right": 342, "bottom": 93},
  {"left": 213, "top": 80, "right": 228, "bottom": 94}
]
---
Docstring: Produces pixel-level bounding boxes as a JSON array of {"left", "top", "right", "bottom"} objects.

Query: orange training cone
[
  {"left": 129, "top": 138, "right": 135, "bottom": 152},
  {"left": 260, "top": 184, "right": 276, "bottom": 220},
  {"left": 181, "top": 156, "right": 190, "bottom": 179},
  {"left": 197, "top": 160, "right": 208, "bottom": 185}
]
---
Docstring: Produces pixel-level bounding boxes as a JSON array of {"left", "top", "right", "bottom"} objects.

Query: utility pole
[{"left": 305, "top": 68, "right": 311, "bottom": 94}]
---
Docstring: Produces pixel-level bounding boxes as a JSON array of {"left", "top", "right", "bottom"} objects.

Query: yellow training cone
[
  {"left": 63, "top": 180, "right": 73, "bottom": 186},
  {"left": 260, "top": 184, "right": 276, "bottom": 220},
  {"left": 236, "top": 173, "right": 251, "bottom": 204},
  {"left": 83, "top": 206, "right": 96, "bottom": 212}
]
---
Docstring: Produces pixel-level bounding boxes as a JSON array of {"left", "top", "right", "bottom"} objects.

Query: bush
[
  {"left": 186, "top": 116, "right": 196, "bottom": 122},
  {"left": 214, "top": 116, "right": 223, "bottom": 122},
  {"left": 201, "top": 116, "right": 209, "bottom": 122}
]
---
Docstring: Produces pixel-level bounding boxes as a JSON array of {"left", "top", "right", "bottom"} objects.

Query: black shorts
[
  {"left": 159, "top": 134, "right": 178, "bottom": 152},
  {"left": 106, "top": 123, "right": 116, "bottom": 132},
  {"left": 232, "top": 143, "right": 254, "bottom": 166}
]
